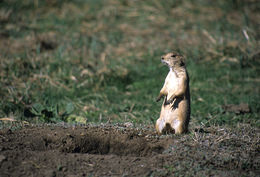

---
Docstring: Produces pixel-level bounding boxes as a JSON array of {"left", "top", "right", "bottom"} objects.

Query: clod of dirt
[
  {"left": 0, "top": 32, "right": 9, "bottom": 38},
  {"left": 0, "top": 155, "right": 6, "bottom": 163},
  {"left": 222, "top": 103, "right": 251, "bottom": 114},
  {"left": 36, "top": 32, "right": 58, "bottom": 51},
  {"left": 40, "top": 40, "right": 57, "bottom": 51}
]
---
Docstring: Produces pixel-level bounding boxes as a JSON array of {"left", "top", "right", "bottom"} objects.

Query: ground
[{"left": 0, "top": 123, "right": 259, "bottom": 177}]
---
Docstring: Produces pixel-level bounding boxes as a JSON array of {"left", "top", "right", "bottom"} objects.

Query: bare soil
[{"left": 0, "top": 124, "right": 259, "bottom": 177}]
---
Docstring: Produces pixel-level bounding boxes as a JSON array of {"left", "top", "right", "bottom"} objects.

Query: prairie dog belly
[
  {"left": 157, "top": 98, "right": 188, "bottom": 134},
  {"left": 160, "top": 99, "right": 181, "bottom": 131},
  {"left": 165, "top": 71, "right": 180, "bottom": 99}
]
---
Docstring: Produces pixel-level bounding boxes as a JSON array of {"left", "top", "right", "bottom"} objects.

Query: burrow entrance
[
  {"left": 26, "top": 127, "right": 168, "bottom": 157},
  {"left": 60, "top": 134, "right": 164, "bottom": 156}
]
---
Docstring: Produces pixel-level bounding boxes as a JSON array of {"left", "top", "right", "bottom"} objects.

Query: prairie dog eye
[{"left": 171, "top": 54, "right": 176, "bottom": 57}]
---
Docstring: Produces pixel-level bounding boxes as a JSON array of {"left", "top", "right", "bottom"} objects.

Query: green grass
[{"left": 0, "top": 0, "right": 259, "bottom": 127}]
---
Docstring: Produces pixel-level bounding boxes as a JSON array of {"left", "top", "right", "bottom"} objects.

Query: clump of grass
[{"left": 0, "top": 0, "right": 259, "bottom": 127}]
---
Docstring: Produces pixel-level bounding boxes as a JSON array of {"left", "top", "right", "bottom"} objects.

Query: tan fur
[{"left": 156, "top": 52, "right": 190, "bottom": 134}]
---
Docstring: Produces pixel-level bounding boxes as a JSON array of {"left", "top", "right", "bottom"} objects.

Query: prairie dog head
[{"left": 161, "top": 52, "right": 185, "bottom": 69}]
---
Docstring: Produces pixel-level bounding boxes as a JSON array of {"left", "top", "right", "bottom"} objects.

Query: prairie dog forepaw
[
  {"left": 166, "top": 97, "right": 175, "bottom": 104},
  {"left": 156, "top": 95, "right": 163, "bottom": 102}
]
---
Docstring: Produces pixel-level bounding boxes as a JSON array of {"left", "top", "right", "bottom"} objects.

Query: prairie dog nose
[{"left": 161, "top": 56, "right": 164, "bottom": 60}]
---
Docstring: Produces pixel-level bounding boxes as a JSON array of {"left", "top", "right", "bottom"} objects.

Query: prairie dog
[{"left": 155, "top": 52, "right": 190, "bottom": 134}]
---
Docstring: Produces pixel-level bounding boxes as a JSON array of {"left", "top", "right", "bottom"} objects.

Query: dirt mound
[{"left": 0, "top": 124, "right": 259, "bottom": 176}]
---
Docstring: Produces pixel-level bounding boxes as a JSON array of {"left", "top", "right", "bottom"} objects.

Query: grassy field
[{"left": 0, "top": 0, "right": 259, "bottom": 127}]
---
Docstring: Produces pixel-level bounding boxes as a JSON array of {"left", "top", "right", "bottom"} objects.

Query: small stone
[
  {"left": 124, "top": 122, "right": 133, "bottom": 127},
  {"left": 0, "top": 154, "right": 6, "bottom": 163}
]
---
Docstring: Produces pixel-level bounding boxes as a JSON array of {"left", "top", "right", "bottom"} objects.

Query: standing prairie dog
[{"left": 156, "top": 52, "right": 190, "bottom": 134}]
